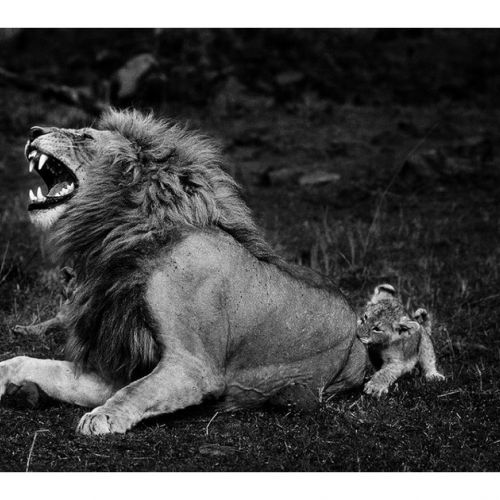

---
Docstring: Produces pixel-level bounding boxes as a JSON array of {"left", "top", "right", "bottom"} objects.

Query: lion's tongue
[{"left": 48, "top": 182, "right": 69, "bottom": 197}]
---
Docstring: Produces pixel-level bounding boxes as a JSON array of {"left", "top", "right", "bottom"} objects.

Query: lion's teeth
[
  {"left": 68, "top": 182, "right": 74, "bottom": 192},
  {"left": 38, "top": 154, "right": 48, "bottom": 170},
  {"left": 29, "top": 189, "right": 37, "bottom": 202},
  {"left": 28, "top": 151, "right": 37, "bottom": 160},
  {"left": 36, "top": 186, "right": 45, "bottom": 201},
  {"left": 29, "top": 160, "right": 35, "bottom": 173}
]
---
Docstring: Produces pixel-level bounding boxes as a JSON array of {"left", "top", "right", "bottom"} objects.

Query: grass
[{"left": 0, "top": 77, "right": 499, "bottom": 471}]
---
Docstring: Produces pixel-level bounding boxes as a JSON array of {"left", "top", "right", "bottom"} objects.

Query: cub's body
[{"left": 357, "top": 284, "right": 445, "bottom": 398}]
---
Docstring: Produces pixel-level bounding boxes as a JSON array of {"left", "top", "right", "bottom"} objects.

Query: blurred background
[{"left": 2, "top": 29, "right": 500, "bottom": 111}]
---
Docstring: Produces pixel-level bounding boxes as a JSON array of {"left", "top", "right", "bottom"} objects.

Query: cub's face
[
  {"left": 24, "top": 125, "right": 114, "bottom": 229},
  {"left": 357, "top": 284, "right": 420, "bottom": 347}
]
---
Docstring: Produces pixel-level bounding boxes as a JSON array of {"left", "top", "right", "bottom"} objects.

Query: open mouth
[{"left": 26, "top": 148, "right": 78, "bottom": 210}]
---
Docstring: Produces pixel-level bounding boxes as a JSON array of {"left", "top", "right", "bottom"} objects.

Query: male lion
[{"left": 1, "top": 110, "right": 366, "bottom": 435}]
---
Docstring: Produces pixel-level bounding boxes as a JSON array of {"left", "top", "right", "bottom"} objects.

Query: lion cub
[
  {"left": 12, "top": 267, "right": 76, "bottom": 336},
  {"left": 357, "top": 284, "right": 445, "bottom": 398}
]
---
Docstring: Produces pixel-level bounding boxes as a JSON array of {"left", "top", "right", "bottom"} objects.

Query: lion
[
  {"left": 0, "top": 110, "right": 367, "bottom": 435},
  {"left": 357, "top": 284, "right": 445, "bottom": 398}
]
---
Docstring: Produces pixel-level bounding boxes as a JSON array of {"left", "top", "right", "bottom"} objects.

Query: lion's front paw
[
  {"left": 425, "top": 371, "right": 445, "bottom": 382},
  {"left": 77, "top": 408, "right": 130, "bottom": 436},
  {"left": 364, "top": 380, "right": 390, "bottom": 398}
]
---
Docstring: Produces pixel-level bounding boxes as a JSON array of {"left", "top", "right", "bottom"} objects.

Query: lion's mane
[{"left": 53, "top": 110, "right": 335, "bottom": 383}]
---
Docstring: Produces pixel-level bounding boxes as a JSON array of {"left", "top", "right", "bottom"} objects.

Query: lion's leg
[
  {"left": 77, "top": 354, "right": 225, "bottom": 435},
  {"left": 418, "top": 333, "right": 445, "bottom": 381},
  {"left": 0, "top": 356, "right": 116, "bottom": 407}
]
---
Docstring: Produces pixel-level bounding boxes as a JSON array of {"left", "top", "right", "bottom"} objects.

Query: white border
[
  {"left": 2, "top": 472, "right": 500, "bottom": 499},
  {"left": 1, "top": 0, "right": 500, "bottom": 27}
]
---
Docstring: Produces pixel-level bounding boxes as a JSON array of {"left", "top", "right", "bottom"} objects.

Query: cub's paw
[
  {"left": 364, "top": 380, "right": 390, "bottom": 398},
  {"left": 425, "top": 371, "right": 445, "bottom": 382},
  {"left": 11, "top": 323, "right": 55, "bottom": 336},
  {"left": 12, "top": 324, "right": 35, "bottom": 335},
  {"left": 77, "top": 407, "right": 130, "bottom": 436}
]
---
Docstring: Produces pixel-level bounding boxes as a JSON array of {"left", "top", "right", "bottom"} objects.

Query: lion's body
[
  {"left": 145, "top": 229, "right": 363, "bottom": 409},
  {"left": 1, "top": 110, "right": 367, "bottom": 434}
]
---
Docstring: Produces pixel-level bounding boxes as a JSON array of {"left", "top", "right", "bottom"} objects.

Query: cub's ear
[
  {"left": 397, "top": 317, "right": 420, "bottom": 337},
  {"left": 413, "top": 307, "right": 430, "bottom": 324},
  {"left": 369, "top": 283, "right": 396, "bottom": 303}
]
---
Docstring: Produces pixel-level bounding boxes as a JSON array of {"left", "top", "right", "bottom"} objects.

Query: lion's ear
[{"left": 369, "top": 283, "right": 396, "bottom": 304}]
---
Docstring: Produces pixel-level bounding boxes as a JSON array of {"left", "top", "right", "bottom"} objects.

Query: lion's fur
[
  {"left": 51, "top": 110, "right": 336, "bottom": 383},
  {"left": 0, "top": 109, "right": 371, "bottom": 433}
]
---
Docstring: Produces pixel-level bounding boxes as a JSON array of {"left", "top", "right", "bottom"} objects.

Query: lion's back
[{"left": 146, "top": 228, "right": 364, "bottom": 409}]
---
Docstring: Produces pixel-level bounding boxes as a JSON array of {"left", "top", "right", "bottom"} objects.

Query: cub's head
[
  {"left": 24, "top": 123, "right": 112, "bottom": 229},
  {"left": 357, "top": 284, "right": 421, "bottom": 346}
]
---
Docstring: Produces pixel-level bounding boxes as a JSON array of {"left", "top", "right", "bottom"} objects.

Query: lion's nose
[{"left": 29, "top": 126, "right": 52, "bottom": 141}]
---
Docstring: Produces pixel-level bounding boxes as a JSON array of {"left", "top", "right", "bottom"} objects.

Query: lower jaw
[{"left": 29, "top": 204, "right": 67, "bottom": 229}]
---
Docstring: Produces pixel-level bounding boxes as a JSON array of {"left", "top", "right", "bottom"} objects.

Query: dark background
[{"left": 0, "top": 29, "right": 499, "bottom": 471}]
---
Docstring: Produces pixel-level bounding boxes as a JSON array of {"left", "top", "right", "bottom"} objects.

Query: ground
[{"left": 0, "top": 29, "right": 499, "bottom": 471}]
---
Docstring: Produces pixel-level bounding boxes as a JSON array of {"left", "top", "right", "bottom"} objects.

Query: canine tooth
[
  {"left": 29, "top": 160, "right": 35, "bottom": 172},
  {"left": 29, "top": 189, "right": 37, "bottom": 202},
  {"left": 68, "top": 182, "right": 74, "bottom": 192},
  {"left": 36, "top": 186, "right": 45, "bottom": 201},
  {"left": 28, "top": 151, "right": 37, "bottom": 160},
  {"left": 38, "top": 153, "right": 48, "bottom": 170}
]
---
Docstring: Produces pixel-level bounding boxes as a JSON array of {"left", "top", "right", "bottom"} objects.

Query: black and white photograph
[{"left": 0, "top": 7, "right": 499, "bottom": 480}]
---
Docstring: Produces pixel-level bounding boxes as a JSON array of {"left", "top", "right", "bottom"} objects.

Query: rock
[
  {"left": 299, "top": 171, "right": 341, "bottom": 186},
  {"left": 113, "top": 53, "right": 158, "bottom": 100},
  {"left": 0, "top": 29, "right": 22, "bottom": 43},
  {"left": 263, "top": 167, "right": 304, "bottom": 186},
  {"left": 400, "top": 148, "right": 476, "bottom": 187},
  {"left": 401, "top": 149, "right": 444, "bottom": 183},
  {"left": 263, "top": 168, "right": 341, "bottom": 187},
  {"left": 275, "top": 71, "right": 305, "bottom": 86}
]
